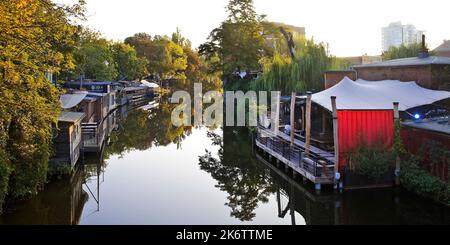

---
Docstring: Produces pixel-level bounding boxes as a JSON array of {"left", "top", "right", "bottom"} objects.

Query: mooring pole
[
  {"left": 331, "top": 96, "right": 339, "bottom": 183},
  {"left": 393, "top": 102, "right": 401, "bottom": 186},
  {"left": 290, "top": 92, "right": 296, "bottom": 146},
  {"left": 305, "top": 92, "right": 312, "bottom": 156},
  {"left": 272, "top": 92, "right": 281, "bottom": 136}
]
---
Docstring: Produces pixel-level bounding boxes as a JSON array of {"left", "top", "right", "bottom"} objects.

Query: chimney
[{"left": 418, "top": 34, "right": 429, "bottom": 58}]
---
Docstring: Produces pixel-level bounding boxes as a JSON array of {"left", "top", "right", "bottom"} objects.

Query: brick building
[
  {"left": 352, "top": 56, "right": 450, "bottom": 90},
  {"left": 323, "top": 70, "right": 357, "bottom": 89},
  {"left": 434, "top": 40, "right": 450, "bottom": 58}
]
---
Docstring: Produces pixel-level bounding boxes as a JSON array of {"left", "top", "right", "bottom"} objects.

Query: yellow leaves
[{"left": 16, "top": 0, "right": 31, "bottom": 9}]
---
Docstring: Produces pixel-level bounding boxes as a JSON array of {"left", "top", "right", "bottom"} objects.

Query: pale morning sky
[{"left": 55, "top": 0, "right": 450, "bottom": 57}]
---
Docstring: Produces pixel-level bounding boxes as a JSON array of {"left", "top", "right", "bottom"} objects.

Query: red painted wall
[{"left": 338, "top": 110, "right": 394, "bottom": 169}]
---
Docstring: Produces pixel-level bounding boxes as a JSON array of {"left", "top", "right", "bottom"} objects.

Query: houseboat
[
  {"left": 255, "top": 77, "right": 450, "bottom": 190},
  {"left": 122, "top": 86, "right": 148, "bottom": 106},
  {"left": 62, "top": 81, "right": 119, "bottom": 153},
  {"left": 50, "top": 111, "right": 85, "bottom": 169},
  {"left": 140, "top": 80, "right": 160, "bottom": 98},
  {"left": 64, "top": 81, "right": 118, "bottom": 114}
]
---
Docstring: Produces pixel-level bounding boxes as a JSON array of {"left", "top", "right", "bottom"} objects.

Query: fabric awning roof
[
  {"left": 297, "top": 77, "right": 450, "bottom": 111},
  {"left": 60, "top": 91, "right": 88, "bottom": 109}
]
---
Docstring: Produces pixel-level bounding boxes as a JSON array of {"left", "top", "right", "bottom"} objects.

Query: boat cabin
[{"left": 50, "top": 112, "right": 85, "bottom": 169}]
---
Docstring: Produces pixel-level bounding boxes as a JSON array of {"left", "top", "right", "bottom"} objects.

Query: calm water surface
[{"left": 1, "top": 102, "right": 449, "bottom": 225}]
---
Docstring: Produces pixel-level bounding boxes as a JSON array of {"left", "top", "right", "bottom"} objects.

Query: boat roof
[
  {"left": 402, "top": 119, "right": 450, "bottom": 135},
  {"left": 66, "top": 81, "right": 113, "bottom": 86},
  {"left": 59, "top": 91, "right": 88, "bottom": 109},
  {"left": 58, "top": 111, "right": 85, "bottom": 123},
  {"left": 87, "top": 92, "right": 108, "bottom": 97},
  {"left": 123, "top": 86, "right": 147, "bottom": 92},
  {"left": 353, "top": 56, "right": 450, "bottom": 68}
]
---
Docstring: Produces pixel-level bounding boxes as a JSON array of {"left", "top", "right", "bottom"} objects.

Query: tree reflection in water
[
  {"left": 199, "top": 127, "right": 277, "bottom": 221},
  {"left": 105, "top": 102, "right": 193, "bottom": 158}
]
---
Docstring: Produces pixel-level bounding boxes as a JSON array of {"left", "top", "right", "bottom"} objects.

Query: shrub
[
  {"left": 347, "top": 146, "right": 395, "bottom": 181},
  {"left": 400, "top": 155, "right": 449, "bottom": 204}
]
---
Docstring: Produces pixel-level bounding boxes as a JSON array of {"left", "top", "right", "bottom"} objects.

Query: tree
[
  {"left": 73, "top": 28, "right": 117, "bottom": 81},
  {"left": 199, "top": 0, "right": 270, "bottom": 76},
  {"left": 383, "top": 42, "right": 433, "bottom": 61},
  {"left": 0, "top": 0, "right": 85, "bottom": 213},
  {"left": 112, "top": 43, "right": 148, "bottom": 81},
  {"left": 252, "top": 37, "right": 349, "bottom": 93},
  {"left": 125, "top": 33, "right": 187, "bottom": 80}
]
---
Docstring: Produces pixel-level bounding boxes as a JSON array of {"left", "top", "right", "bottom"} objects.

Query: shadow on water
[{"left": 0, "top": 164, "right": 89, "bottom": 225}]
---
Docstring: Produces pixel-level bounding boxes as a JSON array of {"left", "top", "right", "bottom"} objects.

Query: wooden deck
[{"left": 256, "top": 127, "right": 335, "bottom": 185}]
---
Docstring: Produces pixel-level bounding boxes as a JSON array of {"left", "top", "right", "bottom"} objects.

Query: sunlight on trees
[{"left": 0, "top": 0, "right": 85, "bottom": 213}]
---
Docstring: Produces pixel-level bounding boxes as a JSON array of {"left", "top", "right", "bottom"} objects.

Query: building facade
[
  {"left": 382, "top": 22, "right": 424, "bottom": 52},
  {"left": 353, "top": 56, "right": 450, "bottom": 91}
]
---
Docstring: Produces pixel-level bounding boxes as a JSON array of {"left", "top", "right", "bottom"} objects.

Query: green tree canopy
[
  {"left": 73, "top": 28, "right": 117, "bottom": 81},
  {"left": 199, "top": 0, "right": 271, "bottom": 76},
  {"left": 112, "top": 43, "right": 148, "bottom": 81},
  {"left": 125, "top": 33, "right": 187, "bottom": 80}
]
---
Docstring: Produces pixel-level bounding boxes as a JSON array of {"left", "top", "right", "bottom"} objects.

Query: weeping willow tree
[{"left": 251, "top": 37, "right": 349, "bottom": 94}]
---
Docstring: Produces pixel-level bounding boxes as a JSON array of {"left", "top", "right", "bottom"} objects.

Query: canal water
[{"left": 1, "top": 99, "right": 450, "bottom": 225}]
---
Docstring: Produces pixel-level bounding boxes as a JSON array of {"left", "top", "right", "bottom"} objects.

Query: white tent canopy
[
  {"left": 60, "top": 91, "right": 88, "bottom": 109},
  {"left": 140, "top": 80, "right": 160, "bottom": 88},
  {"left": 297, "top": 77, "right": 450, "bottom": 112}
]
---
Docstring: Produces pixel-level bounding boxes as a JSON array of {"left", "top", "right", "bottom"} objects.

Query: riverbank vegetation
[
  {"left": 400, "top": 141, "right": 450, "bottom": 205},
  {"left": 0, "top": 0, "right": 85, "bottom": 214}
]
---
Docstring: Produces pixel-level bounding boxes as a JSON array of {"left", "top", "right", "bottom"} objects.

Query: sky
[{"left": 56, "top": 0, "right": 450, "bottom": 57}]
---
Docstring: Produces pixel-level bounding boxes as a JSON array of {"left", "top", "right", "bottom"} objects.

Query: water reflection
[
  {"left": 199, "top": 128, "right": 277, "bottom": 221},
  {"left": 1, "top": 99, "right": 450, "bottom": 225},
  {"left": 0, "top": 164, "right": 88, "bottom": 225},
  {"left": 200, "top": 127, "right": 450, "bottom": 225},
  {"left": 105, "top": 100, "right": 193, "bottom": 158}
]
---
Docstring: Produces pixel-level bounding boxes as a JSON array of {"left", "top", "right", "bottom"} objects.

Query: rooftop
[
  {"left": 58, "top": 111, "right": 85, "bottom": 123},
  {"left": 353, "top": 56, "right": 450, "bottom": 68},
  {"left": 123, "top": 86, "right": 147, "bottom": 92},
  {"left": 66, "top": 81, "right": 113, "bottom": 86},
  {"left": 402, "top": 118, "right": 450, "bottom": 135},
  {"left": 434, "top": 40, "right": 450, "bottom": 52}
]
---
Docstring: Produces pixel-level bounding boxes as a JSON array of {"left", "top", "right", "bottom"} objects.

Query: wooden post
[
  {"left": 272, "top": 92, "right": 281, "bottom": 135},
  {"left": 305, "top": 92, "right": 312, "bottom": 156},
  {"left": 290, "top": 92, "right": 296, "bottom": 146},
  {"left": 331, "top": 96, "right": 339, "bottom": 179},
  {"left": 394, "top": 102, "right": 401, "bottom": 186}
]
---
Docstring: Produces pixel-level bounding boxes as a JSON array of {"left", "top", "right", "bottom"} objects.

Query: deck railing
[{"left": 256, "top": 128, "right": 335, "bottom": 179}]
